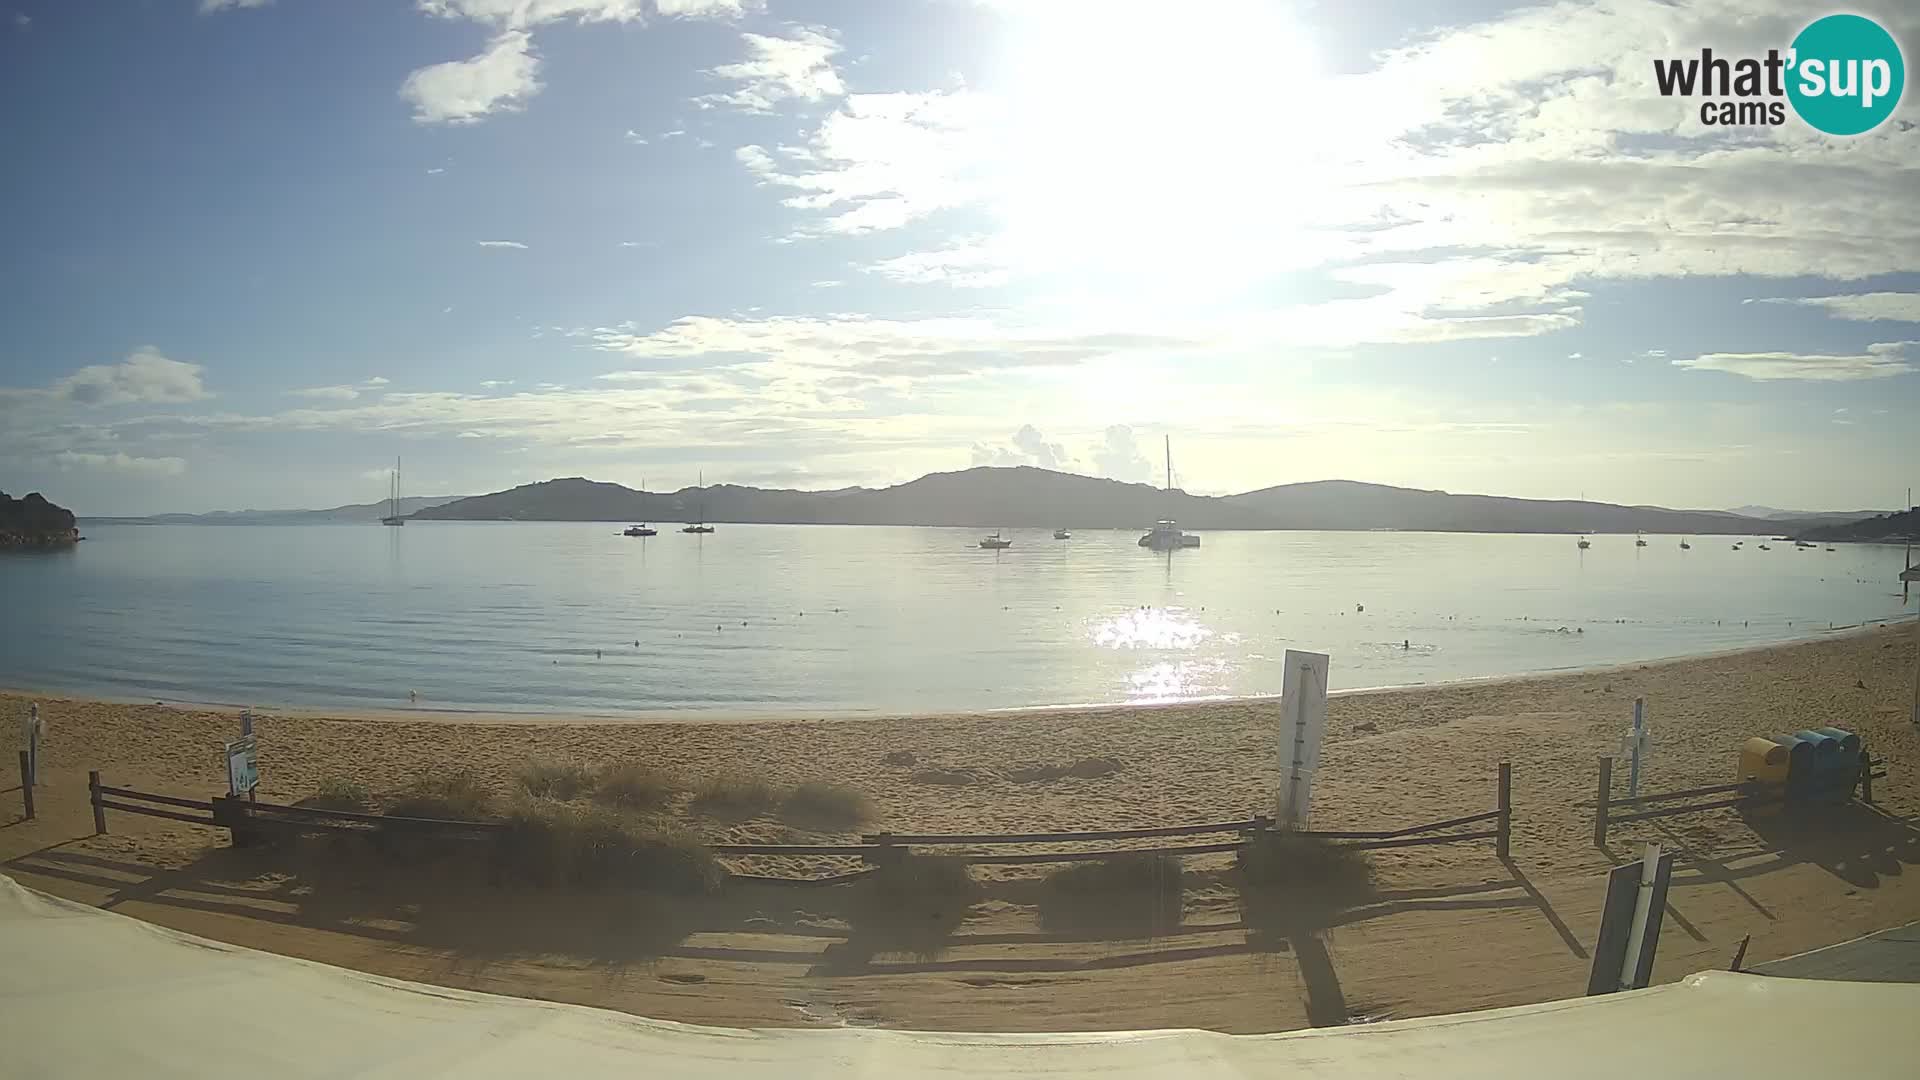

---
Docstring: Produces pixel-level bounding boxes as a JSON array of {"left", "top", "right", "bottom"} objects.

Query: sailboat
[
  {"left": 979, "top": 530, "right": 1012, "bottom": 549},
  {"left": 626, "top": 476, "right": 657, "bottom": 536},
  {"left": 379, "top": 457, "right": 405, "bottom": 526},
  {"left": 1138, "top": 436, "right": 1200, "bottom": 550},
  {"left": 1577, "top": 535, "right": 1591, "bottom": 550},
  {"left": 1679, "top": 537, "right": 1691, "bottom": 550},
  {"left": 682, "top": 470, "right": 715, "bottom": 533},
  {"left": 1634, "top": 531, "right": 1648, "bottom": 547}
]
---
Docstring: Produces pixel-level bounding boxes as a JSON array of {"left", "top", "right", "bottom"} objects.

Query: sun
[{"left": 988, "top": 0, "right": 1329, "bottom": 297}]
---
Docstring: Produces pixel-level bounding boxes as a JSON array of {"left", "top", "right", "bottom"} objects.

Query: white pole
[
  {"left": 1910, "top": 619, "right": 1918, "bottom": 728},
  {"left": 1630, "top": 698, "right": 1644, "bottom": 798},
  {"left": 1618, "top": 842, "right": 1662, "bottom": 990}
]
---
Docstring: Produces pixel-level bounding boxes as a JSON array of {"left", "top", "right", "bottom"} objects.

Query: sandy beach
[{"left": 4, "top": 622, "right": 1918, "bottom": 1033}]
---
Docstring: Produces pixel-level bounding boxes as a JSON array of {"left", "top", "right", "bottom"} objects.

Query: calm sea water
[{"left": 2, "top": 523, "right": 1912, "bottom": 716}]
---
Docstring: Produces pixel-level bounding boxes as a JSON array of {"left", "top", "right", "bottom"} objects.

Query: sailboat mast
[{"left": 1165, "top": 435, "right": 1172, "bottom": 492}]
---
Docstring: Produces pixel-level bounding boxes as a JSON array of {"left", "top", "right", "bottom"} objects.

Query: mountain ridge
[{"left": 409, "top": 468, "right": 1840, "bottom": 535}]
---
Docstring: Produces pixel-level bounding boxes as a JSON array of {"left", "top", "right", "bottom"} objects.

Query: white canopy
[{"left": 2, "top": 873, "right": 1914, "bottom": 1078}]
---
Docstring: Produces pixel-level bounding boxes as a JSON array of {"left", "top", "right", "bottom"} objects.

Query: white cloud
[
  {"left": 416, "top": 1, "right": 643, "bottom": 27},
  {"left": 365, "top": 376, "right": 390, "bottom": 387},
  {"left": 1673, "top": 342, "right": 1918, "bottom": 382},
  {"left": 698, "top": 27, "right": 842, "bottom": 113},
  {"left": 654, "top": 0, "right": 748, "bottom": 17},
  {"left": 623, "top": 129, "right": 648, "bottom": 144},
  {"left": 53, "top": 451, "right": 187, "bottom": 475},
  {"left": 47, "top": 348, "right": 209, "bottom": 407},
  {"left": 13, "top": 12, "right": 32, "bottom": 27},
  {"left": 479, "top": 379, "right": 516, "bottom": 388},
  {"left": 288, "top": 377, "right": 389, "bottom": 401},
  {"left": 401, "top": 31, "right": 541, "bottom": 125},
  {"left": 477, "top": 239, "right": 528, "bottom": 248},
  {"left": 972, "top": 424, "right": 1073, "bottom": 470},
  {"left": 199, "top": 0, "right": 272, "bottom": 12},
  {"left": 1752, "top": 293, "right": 1920, "bottom": 323},
  {"left": 1090, "top": 425, "right": 1152, "bottom": 483},
  {"left": 426, "top": 167, "right": 446, "bottom": 174}
]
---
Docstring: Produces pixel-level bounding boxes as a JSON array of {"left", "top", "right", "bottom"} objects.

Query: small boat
[
  {"left": 1053, "top": 528, "right": 1071, "bottom": 540},
  {"left": 624, "top": 524, "right": 657, "bottom": 537},
  {"left": 681, "top": 524, "right": 714, "bottom": 534},
  {"left": 1634, "top": 531, "right": 1648, "bottom": 547},
  {"left": 380, "top": 457, "right": 405, "bottom": 526},
  {"left": 1758, "top": 544, "right": 1771, "bottom": 551},
  {"left": 1825, "top": 547, "right": 1835, "bottom": 552},
  {"left": 1794, "top": 540, "right": 1815, "bottom": 548},
  {"left": 1732, "top": 543, "right": 1743, "bottom": 550},
  {"left": 1679, "top": 538, "right": 1691, "bottom": 550},
  {"left": 1902, "top": 566, "right": 1920, "bottom": 583},
  {"left": 979, "top": 531, "right": 1012, "bottom": 549},
  {"left": 1577, "top": 535, "right": 1591, "bottom": 550}
]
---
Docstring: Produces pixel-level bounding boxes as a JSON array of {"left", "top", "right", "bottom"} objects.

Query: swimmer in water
[
  {"left": 1403, "top": 639, "right": 1410, "bottom": 649},
  {"left": 409, "top": 689, "right": 418, "bottom": 704}
]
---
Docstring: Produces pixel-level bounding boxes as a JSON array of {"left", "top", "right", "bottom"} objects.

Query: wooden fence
[
  {"left": 1590, "top": 755, "right": 1887, "bottom": 847},
  {"left": 85, "top": 762, "right": 1515, "bottom": 875}
]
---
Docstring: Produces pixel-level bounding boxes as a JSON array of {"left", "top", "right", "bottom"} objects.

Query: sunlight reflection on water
[
  {"left": 1126, "top": 658, "right": 1233, "bottom": 702},
  {"left": 1089, "top": 606, "right": 1214, "bottom": 650}
]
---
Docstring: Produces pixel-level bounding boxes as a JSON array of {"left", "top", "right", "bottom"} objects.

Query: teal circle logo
[{"left": 1787, "top": 14, "right": 1904, "bottom": 135}]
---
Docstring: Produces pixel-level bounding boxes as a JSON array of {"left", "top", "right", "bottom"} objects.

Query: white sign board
[
  {"left": 1276, "top": 650, "right": 1330, "bottom": 828},
  {"left": 225, "top": 735, "right": 258, "bottom": 795}
]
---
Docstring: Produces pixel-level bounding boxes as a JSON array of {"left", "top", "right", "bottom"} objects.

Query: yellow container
[{"left": 1739, "top": 737, "right": 1791, "bottom": 816}]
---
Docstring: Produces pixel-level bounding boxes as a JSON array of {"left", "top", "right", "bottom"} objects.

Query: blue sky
[{"left": 2, "top": 0, "right": 1916, "bottom": 514}]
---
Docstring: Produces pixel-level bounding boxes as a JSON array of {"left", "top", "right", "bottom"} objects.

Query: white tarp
[{"left": 2, "top": 873, "right": 1916, "bottom": 1078}]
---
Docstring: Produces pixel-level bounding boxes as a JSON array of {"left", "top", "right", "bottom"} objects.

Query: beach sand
[{"left": 4, "top": 622, "right": 1918, "bottom": 1033}]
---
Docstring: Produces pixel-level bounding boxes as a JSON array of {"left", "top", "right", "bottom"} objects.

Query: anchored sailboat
[
  {"left": 1138, "top": 436, "right": 1200, "bottom": 550},
  {"left": 379, "top": 458, "right": 404, "bottom": 526},
  {"left": 682, "top": 471, "right": 715, "bottom": 533}
]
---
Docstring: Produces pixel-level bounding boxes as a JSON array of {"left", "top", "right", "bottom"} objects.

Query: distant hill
[
  {"left": 85, "top": 495, "right": 466, "bottom": 526},
  {"left": 1727, "top": 504, "right": 1891, "bottom": 523},
  {"left": 1795, "top": 508, "right": 1920, "bottom": 543},
  {"left": 1, "top": 491, "right": 81, "bottom": 548},
  {"left": 414, "top": 468, "right": 1799, "bottom": 535}
]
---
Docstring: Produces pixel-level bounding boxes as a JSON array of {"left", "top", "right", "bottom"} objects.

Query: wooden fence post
[
  {"left": 89, "top": 770, "right": 106, "bottom": 834},
  {"left": 1496, "top": 761, "right": 1512, "bottom": 860},
  {"left": 1593, "top": 757, "right": 1613, "bottom": 847},
  {"left": 18, "top": 750, "right": 33, "bottom": 821}
]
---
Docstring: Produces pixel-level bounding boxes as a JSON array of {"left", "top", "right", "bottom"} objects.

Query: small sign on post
[
  {"left": 1276, "top": 650, "right": 1330, "bottom": 829},
  {"left": 225, "top": 735, "right": 258, "bottom": 797}
]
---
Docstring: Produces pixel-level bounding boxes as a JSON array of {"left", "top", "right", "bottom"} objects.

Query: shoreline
[{"left": 5, "top": 614, "right": 1912, "bottom": 728}]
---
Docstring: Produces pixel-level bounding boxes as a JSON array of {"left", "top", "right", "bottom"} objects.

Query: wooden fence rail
[
  {"left": 1591, "top": 754, "right": 1888, "bottom": 847},
  {"left": 86, "top": 761, "right": 1514, "bottom": 876}
]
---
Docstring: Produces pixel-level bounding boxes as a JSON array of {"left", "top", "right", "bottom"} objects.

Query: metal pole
[
  {"left": 25, "top": 703, "right": 38, "bottom": 788},
  {"left": 1594, "top": 756, "right": 1612, "bottom": 847},
  {"left": 17, "top": 751, "right": 32, "bottom": 821},
  {"left": 1910, "top": 618, "right": 1919, "bottom": 728},
  {"left": 1618, "top": 842, "right": 1662, "bottom": 991},
  {"left": 1630, "top": 698, "right": 1644, "bottom": 799}
]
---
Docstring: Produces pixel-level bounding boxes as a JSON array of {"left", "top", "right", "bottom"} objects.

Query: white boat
[
  {"left": 1053, "top": 528, "right": 1071, "bottom": 540},
  {"left": 979, "top": 531, "right": 1012, "bottom": 550},
  {"left": 379, "top": 457, "right": 405, "bottom": 526},
  {"left": 1634, "top": 531, "right": 1647, "bottom": 547},
  {"left": 1679, "top": 538, "right": 1691, "bottom": 550},
  {"left": 1577, "top": 535, "right": 1591, "bottom": 550},
  {"left": 624, "top": 524, "right": 656, "bottom": 537},
  {"left": 1138, "top": 436, "right": 1200, "bottom": 550}
]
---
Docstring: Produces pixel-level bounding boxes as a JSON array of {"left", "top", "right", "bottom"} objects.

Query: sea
[{"left": 2, "top": 523, "right": 1912, "bottom": 718}]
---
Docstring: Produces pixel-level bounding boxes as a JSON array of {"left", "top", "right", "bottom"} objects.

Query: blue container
[
  {"left": 1769, "top": 735, "right": 1817, "bottom": 799},
  {"left": 1793, "top": 729, "right": 1856, "bottom": 798},
  {"left": 1814, "top": 727, "right": 1862, "bottom": 756}
]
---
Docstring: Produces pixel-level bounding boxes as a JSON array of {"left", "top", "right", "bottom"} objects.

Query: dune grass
[
  {"left": 1038, "top": 852, "right": 1184, "bottom": 937},
  {"left": 517, "top": 760, "right": 596, "bottom": 801},
  {"left": 495, "top": 799, "right": 721, "bottom": 895},
  {"left": 689, "top": 772, "right": 781, "bottom": 819},
  {"left": 848, "top": 854, "right": 978, "bottom": 958},
  {"left": 779, "top": 781, "right": 874, "bottom": 831},
  {"left": 1236, "top": 829, "right": 1377, "bottom": 932},
  {"left": 592, "top": 762, "right": 680, "bottom": 810}
]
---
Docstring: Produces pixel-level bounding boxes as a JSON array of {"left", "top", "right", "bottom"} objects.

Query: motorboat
[
  {"left": 681, "top": 524, "right": 714, "bottom": 534},
  {"left": 1679, "top": 539, "right": 1691, "bottom": 550},
  {"left": 1053, "top": 528, "right": 1071, "bottom": 540},
  {"left": 1577, "top": 536, "right": 1591, "bottom": 550},
  {"left": 979, "top": 531, "right": 1012, "bottom": 549}
]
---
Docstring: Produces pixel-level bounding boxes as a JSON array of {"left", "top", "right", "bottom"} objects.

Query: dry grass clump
[
  {"left": 495, "top": 799, "right": 720, "bottom": 895},
  {"left": 689, "top": 772, "right": 780, "bottom": 819},
  {"left": 1038, "top": 853, "right": 1183, "bottom": 937},
  {"left": 593, "top": 762, "right": 679, "bottom": 810},
  {"left": 517, "top": 760, "right": 595, "bottom": 801},
  {"left": 779, "top": 781, "right": 874, "bottom": 831}
]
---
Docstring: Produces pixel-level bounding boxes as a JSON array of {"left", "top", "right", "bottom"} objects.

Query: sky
[{"left": 1, "top": 0, "right": 1916, "bottom": 515}]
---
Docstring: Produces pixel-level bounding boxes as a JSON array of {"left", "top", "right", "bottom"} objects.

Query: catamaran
[
  {"left": 1138, "top": 436, "right": 1200, "bottom": 550},
  {"left": 379, "top": 457, "right": 404, "bottom": 526}
]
